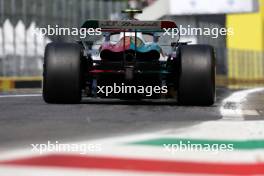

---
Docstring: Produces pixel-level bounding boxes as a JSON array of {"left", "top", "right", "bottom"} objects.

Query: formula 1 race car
[{"left": 43, "top": 10, "right": 215, "bottom": 105}]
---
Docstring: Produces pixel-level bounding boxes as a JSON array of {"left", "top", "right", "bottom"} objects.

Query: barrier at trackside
[
  {"left": 228, "top": 49, "right": 264, "bottom": 81},
  {"left": 0, "top": 77, "right": 42, "bottom": 91}
]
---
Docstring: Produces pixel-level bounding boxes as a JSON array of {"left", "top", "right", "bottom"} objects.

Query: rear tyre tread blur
[
  {"left": 43, "top": 42, "right": 82, "bottom": 104},
  {"left": 177, "top": 44, "right": 215, "bottom": 106}
]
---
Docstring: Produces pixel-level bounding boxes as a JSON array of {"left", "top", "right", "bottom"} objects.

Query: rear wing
[{"left": 81, "top": 20, "right": 177, "bottom": 32}]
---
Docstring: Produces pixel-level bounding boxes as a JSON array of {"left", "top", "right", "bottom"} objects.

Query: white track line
[
  {"left": 1, "top": 121, "right": 264, "bottom": 163},
  {"left": 0, "top": 94, "right": 41, "bottom": 98},
  {"left": 0, "top": 166, "right": 194, "bottom": 176}
]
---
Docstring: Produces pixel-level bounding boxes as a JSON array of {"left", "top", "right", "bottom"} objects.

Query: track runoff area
[{"left": 0, "top": 88, "right": 263, "bottom": 175}]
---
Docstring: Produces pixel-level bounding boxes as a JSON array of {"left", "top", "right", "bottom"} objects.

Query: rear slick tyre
[
  {"left": 177, "top": 45, "right": 215, "bottom": 106},
  {"left": 43, "top": 42, "right": 82, "bottom": 104}
]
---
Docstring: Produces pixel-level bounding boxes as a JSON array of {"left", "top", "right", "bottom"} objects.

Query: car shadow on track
[
  {"left": 81, "top": 98, "right": 178, "bottom": 106},
  {"left": 80, "top": 88, "right": 227, "bottom": 107}
]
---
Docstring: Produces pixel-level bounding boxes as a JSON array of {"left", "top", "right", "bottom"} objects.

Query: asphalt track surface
[{"left": 0, "top": 87, "right": 263, "bottom": 152}]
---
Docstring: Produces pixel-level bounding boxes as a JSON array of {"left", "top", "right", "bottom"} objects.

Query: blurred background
[{"left": 0, "top": 0, "right": 263, "bottom": 91}]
